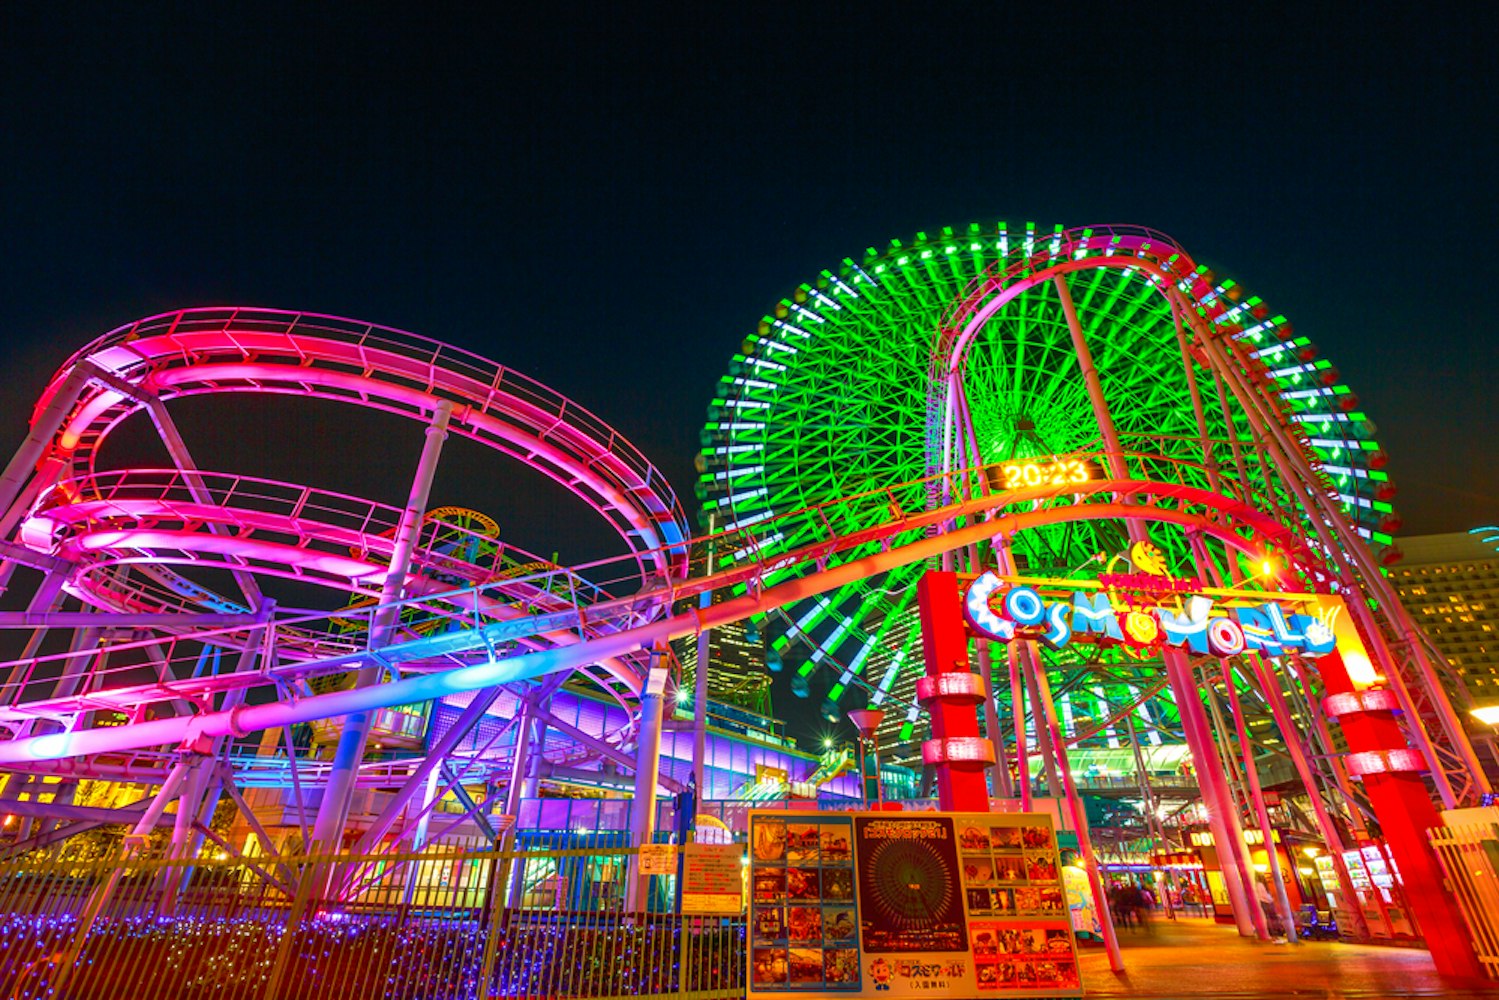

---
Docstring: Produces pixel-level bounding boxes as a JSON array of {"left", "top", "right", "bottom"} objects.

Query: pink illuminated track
[
  {"left": 37, "top": 308, "right": 688, "bottom": 578},
  {"left": 0, "top": 462, "right": 1325, "bottom": 765},
  {"left": 0, "top": 308, "right": 692, "bottom": 773}
]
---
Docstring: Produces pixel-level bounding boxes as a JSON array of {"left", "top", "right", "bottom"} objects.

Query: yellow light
[
  {"left": 1342, "top": 649, "right": 1379, "bottom": 687},
  {"left": 1302, "top": 846, "right": 1321, "bottom": 858},
  {"left": 1471, "top": 705, "right": 1499, "bottom": 726},
  {"left": 1259, "top": 558, "right": 1276, "bottom": 576},
  {"left": 1124, "top": 610, "right": 1161, "bottom": 645}
]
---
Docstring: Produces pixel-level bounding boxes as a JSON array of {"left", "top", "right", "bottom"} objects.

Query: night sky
[{"left": 1, "top": 8, "right": 1495, "bottom": 729}]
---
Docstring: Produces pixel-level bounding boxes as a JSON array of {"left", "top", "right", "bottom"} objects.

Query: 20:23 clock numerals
[{"left": 999, "top": 459, "right": 1090, "bottom": 490}]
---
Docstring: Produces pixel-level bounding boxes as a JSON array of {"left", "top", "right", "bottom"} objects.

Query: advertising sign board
[{"left": 747, "top": 810, "right": 1081, "bottom": 998}]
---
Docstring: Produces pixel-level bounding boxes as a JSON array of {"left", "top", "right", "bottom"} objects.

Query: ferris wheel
[{"left": 697, "top": 222, "right": 1400, "bottom": 751}]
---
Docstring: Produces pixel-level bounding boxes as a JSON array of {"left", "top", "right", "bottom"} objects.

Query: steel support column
[
  {"left": 975, "top": 640, "right": 1011, "bottom": 798},
  {"left": 626, "top": 652, "right": 669, "bottom": 911},
  {"left": 1164, "top": 648, "right": 1262, "bottom": 937},
  {"left": 350, "top": 685, "right": 505, "bottom": 855},
  {"left": 503, "top": 699, "right": 548, "bottom": 907},
  {"left": 1026, "top": 643, "right": 1124, "bottom": 972},
  {"left": 309, "top": 401, "right": 452, "bottom": 853},
  {"left": 1222, "top": 662, "right": 1299, "bottom": 943},
  {"left": 693, "top": 514, "right": 715, "bottom": 795},
  {"left": 69, "top": 758, "right": 192, "bottom": 948},
  {"left": 1246, "top": 654, "right": 1371, "bottom": 941},
  {"left": 1009, "top": 643, "right": 1031, "bottom": 812},
  {"left": 1026, "top": 657, "right": 1063, "bottom": 799},
  {"left": 992, "top": 537, "right": 1031, "bottom": 807}
]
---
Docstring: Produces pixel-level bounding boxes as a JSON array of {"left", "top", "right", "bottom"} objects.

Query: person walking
[
  {"left": 1255, "top": 877, "right": 1286, "bottom": 942},
  {"left": 1108, "top": 883, "right": 1135, "bottom": 931}
]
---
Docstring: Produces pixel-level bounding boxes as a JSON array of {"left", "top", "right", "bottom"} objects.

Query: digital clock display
[{"left": 995, "top": 458, "right": 1093, "bottom": 490}]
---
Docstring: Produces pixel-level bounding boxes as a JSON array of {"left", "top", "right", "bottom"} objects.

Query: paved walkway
[{"left": 1077, "top": 916, "right": 1499, "bottom": 998}]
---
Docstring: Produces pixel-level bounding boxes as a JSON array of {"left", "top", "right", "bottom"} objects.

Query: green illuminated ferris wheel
[{"left": 697, "top": 222, "right": 1398, "bottom": 753}]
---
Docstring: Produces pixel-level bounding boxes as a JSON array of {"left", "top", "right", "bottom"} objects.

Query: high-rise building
[{"left": 1388, "top": 528, "right": 1499, "bottom": 704}]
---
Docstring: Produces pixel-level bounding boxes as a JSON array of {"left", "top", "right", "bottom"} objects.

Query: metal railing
[
  {"left": 0, "top": 837, "right": 745, "bottom": 999},
  {"left": 1429, "top": 817, "right": 1499, "bottom": 979}
]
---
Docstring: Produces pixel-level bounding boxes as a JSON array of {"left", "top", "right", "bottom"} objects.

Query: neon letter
[
  {"left": 1002, "top": 586, "right": 1046, "bottom": 626},
  {"left": 1041, "top": 601, "right": 1072, "bottom": 650},
  {"left": 1234, "top": 606, "right": 1283, "bottom": 656},
  {"left": 1158, "top": 595, "right": 1213, "bottom": 653},
  {"left": 1207, "top": 617, "right": 1246, "bottom": 655},
  {"left": 964, "top": 571, "right": 1014, "bottom": 640},
  {"left": 1071, "top": 591, "right": 1124, "bottom": 642}
]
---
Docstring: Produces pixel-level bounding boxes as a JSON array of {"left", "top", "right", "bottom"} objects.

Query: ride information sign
[
  {"left": 681, "top": 843, "right": 745, "bottom": 914},
  {"left": 747, "top": 810, "right": 1081, "bottom": 998},
  {"left": 639, "top": 843, "right": 675, "bottom": 876}
]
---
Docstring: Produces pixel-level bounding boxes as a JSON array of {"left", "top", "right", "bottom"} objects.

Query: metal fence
[
  {"left": 0, "top": 835, "right": 745, "bottom": 999},
  {"left": 1429, "top": 817, "right": 1499, "bottom": 979}
]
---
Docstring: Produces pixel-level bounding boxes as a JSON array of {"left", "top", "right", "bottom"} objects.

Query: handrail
[
  {"left": 0, "top": 466, "right": 1323, "bottom": 761},
  {"left": 32, "top": 307, "right": 690, "bottom": 582}
]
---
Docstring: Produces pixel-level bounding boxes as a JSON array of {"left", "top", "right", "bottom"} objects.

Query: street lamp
[
  {"left": 1471, "top": 705, "right": 1499, "bottom": 726},
  {"left": 846, "top": 708, "right": 886, "bottom": 807}
]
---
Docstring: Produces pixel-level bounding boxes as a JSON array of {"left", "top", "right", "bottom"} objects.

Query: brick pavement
[{"left": 1076, "top": 915, "right": 1499, "bottom": 998}]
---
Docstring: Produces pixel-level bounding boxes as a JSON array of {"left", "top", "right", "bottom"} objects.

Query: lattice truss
[
  {"left": 695, "top": 222, "right": 1475, "bottom": 804},
  {"left": 0, "top": 308, "right": 695, "bottom": 852}
]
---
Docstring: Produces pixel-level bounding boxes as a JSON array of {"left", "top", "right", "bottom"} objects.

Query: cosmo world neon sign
[{"left": 962, "top": 571, "right": 1339, "bottom": 658}]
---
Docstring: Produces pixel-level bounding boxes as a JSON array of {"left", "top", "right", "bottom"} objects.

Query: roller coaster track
[
  {"left": 0, "top": 308, "right": 693, "bottom": 772},
  {"left": 0, "top": 464, "right": 1325, "bottom": 766},
  {"left": 0, "top": 303, "right": 1480, "bottom": 809},
  {"left": 31, "top": 308, "right": 686, "bottom": 571},
  {"left": 18, "top": 468, "right": 645, "bottom": 709}
]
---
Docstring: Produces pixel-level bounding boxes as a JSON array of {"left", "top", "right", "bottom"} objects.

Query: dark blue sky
[{"left": 2, "top": 4, "right": 1494, "bottom": 560}]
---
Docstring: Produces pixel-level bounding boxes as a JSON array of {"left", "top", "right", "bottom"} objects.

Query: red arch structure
[
  {"left": 0, "top": 457, "right": 1484, "bottom": 972},
  {"left": 917, "top": 224, "right": 1486, "bottom": 975},
  {"left": 0, "top": 228, "right": 1489, "bottom": 979}
]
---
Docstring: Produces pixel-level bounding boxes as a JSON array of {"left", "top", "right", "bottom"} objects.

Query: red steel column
[
  {"left": 1318, "top": 648, "right": 1485, "bottom": 979},
  {"left": 1026, "top": 645, "right": 1125, "bottom": 971},
  {"left": 915, "top": 571, "right": 992, "bottom": 812},
  {"left": 1164, "top": 648, "right": 1262, "bottom": 937}
]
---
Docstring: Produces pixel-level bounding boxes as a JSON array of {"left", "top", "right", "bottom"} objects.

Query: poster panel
[
  {"left": 750, "top": 814, "right": 862, "bottom": 993},
  {"left": 747, "top": 810, "right": 1081, "bottom": 999}
]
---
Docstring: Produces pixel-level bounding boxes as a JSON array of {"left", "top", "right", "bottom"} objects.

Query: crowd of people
[
  {"left": 1107, "top": 875, "right": 1297, "bottom": 944},
  {"left": 1106, "top": 877, "right": 1220, "bottom": 930},
  {"left": 1105, "top": 882, "right": 1156, "bottom": 932}
]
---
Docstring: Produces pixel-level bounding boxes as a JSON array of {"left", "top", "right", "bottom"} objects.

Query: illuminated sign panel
[
  {"left": 962, "top": 572, "right": 1342, "bottom": 660},
  {"left": 747, "top": 810, "right": 1080, "bottom": 999},
  {"left": 983, "top": 455, "right": 1101, "bottom": 495},
  {"left": 996, "top": 459, "right": 1092, "bottom": 490}
]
